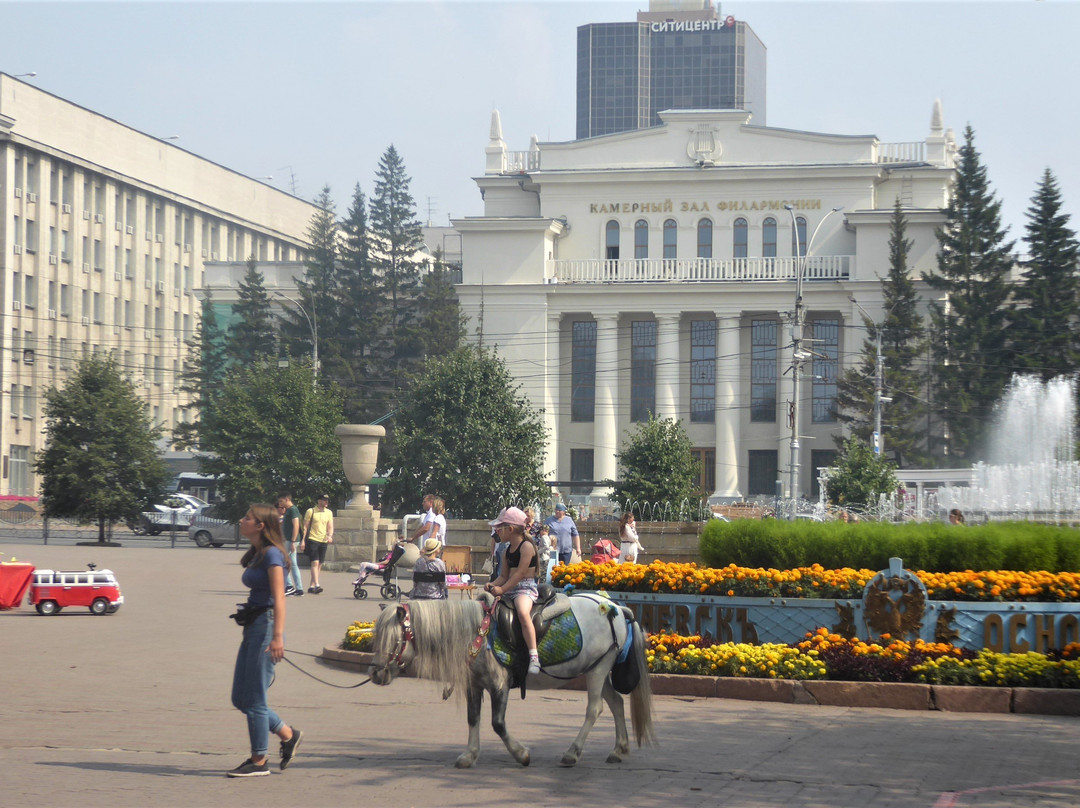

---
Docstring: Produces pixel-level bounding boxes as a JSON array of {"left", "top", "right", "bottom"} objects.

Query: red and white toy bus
[{"left": 27, "top": 564, "right": 124, "bottom": 615}]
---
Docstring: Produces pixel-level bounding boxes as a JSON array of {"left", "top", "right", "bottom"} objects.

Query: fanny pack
[{"left": 229, "top": 603, "right": 271, "bottom": 627}]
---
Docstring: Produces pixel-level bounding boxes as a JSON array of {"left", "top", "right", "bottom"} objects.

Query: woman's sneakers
[
  {"left": 226, "top": 758, "right": 269, "bottom": 777},
  {"left": 527, "top": 652, "right": 541, "bottom": 675},
  {"left": 280, "top": 728, "right": 303, "bottom": 770}
]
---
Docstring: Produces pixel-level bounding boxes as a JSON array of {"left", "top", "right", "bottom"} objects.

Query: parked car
[
  {"left": 139, "top": 493, "right": 209, "bottom": 535},
  {"left": 28, "top": 564, "right": 123, "bottom": 615},
  {"left": 187, "top": 504, "right": 236, "bottom": 548}
]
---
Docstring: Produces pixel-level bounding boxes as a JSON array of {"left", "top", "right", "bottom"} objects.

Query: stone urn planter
[{"left": 334, "top": 424, "right": 385, "bottom": 511}]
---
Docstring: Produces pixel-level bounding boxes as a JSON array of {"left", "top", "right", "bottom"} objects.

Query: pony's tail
[{"left": 628, "top": 620, "right": 656, "bottom": 747}]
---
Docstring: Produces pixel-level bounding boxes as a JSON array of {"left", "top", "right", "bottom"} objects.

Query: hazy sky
[{"left": 2, "top": 1, "right": 1077, "bottom": 242}]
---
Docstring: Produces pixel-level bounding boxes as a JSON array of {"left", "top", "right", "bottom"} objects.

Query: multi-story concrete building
[
  {"left": 0, "top": 74, "right": 316, "bottom": 496},
  {"left": 577, "top": 0, "right": 767, "bottom": 139},
  {"left": 456, "top": 104, "right": 957, "bottom": 503}
]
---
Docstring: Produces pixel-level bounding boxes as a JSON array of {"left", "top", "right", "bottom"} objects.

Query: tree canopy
[
  {"left": 823, "top": 436, "right": 899, "bottom": 511},
  {"left": 381, "top": 345, "right": 549, "bottom": 519},
  {"left": 35, "top": 354, "right": 171, "bottom": 541},
  {"left": 609, "top": 415, "right": 701, "bottom": 517},
  {"left": 194, "top": 361, "right": 349, "bottom": 519}
]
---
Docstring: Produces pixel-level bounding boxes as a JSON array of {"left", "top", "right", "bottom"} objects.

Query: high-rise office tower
[{"left": 576, "top": 1, "right": 766, "bottom": 139}]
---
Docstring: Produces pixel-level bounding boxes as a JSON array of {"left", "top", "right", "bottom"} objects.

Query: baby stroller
[
  {"left": 590, "top": 538, "right": 621, "bottom": 564},
  {"left": 352, "top": 542, "right": 408, "bottom": 600}
]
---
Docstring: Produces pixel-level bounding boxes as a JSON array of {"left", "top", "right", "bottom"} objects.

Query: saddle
[{"left": 483, "top": 584, "right": 571, "bottom": 692}]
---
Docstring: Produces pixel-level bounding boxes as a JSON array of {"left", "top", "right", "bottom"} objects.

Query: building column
[
  {"left": 779, "top": 318, "right": 795, "bottom": 498},
  {"left": 654, "top": 314, "right": 680, "bottom": 420},
  {"left": 712, "top": 315, "right": 742, "bottom": 502},
  {"left": 590, "top": 313, "right": 618, "bottom": 500},
  {"left": 544, "top": 311, "right": 560, "bottom": 482}
]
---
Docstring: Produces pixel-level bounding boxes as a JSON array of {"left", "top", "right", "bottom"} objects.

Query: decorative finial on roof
[
  {"left": 489, "top": 109, "right": 504, "bottom": 143},
  {"left": 930, "top": 99, "right": 943, "bottom": 135}
]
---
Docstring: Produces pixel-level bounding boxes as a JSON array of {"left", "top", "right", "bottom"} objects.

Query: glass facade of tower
[{"left": 577, "top": 19, "right": 766, "bottom": 140}]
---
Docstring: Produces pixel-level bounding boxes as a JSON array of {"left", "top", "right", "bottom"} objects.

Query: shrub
[{"left": 700, "top": 518, "right": 1080, "bottom": 573}]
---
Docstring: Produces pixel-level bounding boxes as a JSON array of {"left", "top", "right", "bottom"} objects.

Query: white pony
[{"left": 370, "top": 594, "right": 656, "bottom": 767}]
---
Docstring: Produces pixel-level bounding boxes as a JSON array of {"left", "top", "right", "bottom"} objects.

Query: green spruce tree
[
  {"left": 418, "top": 250, "right": 466, "bottom": 359},
  {"left": 225, "top": 257, "right": 278, "bottom": 366},
  {"left": 369, "top": 145, "right": 425, "bottom": 419},
  {"left": 174, "top": 292, "right": 228, "bottom": 450},
  {"left": 282, "top": 186, "right": 338, "bottom": 374},
  {"left": 836, "top": 200, "right": 929, "bottom": 467},
  {"left": 924, "top": 125, "right": 1015, "bottom": 462},
  {"left": 1009, "top": 169, "right": 1080, "bottom": 380}
]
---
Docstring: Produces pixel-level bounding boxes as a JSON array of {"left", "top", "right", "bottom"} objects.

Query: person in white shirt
[{"left": 619, "top": 511, "right": 644, "bottom": 563}]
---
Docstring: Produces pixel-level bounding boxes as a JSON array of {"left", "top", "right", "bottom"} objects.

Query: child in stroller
[{"left": 352, "top": 539, "right": 408, "bottom": 600}]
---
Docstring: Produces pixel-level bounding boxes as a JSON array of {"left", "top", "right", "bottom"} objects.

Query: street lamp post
[
  {"left": 849, "top": 296, "right": 891, "bottom": 457},
  {"left": 784, "top": 205, "right": 843, "bottom": 516},
  {"left": 273, "top": 291, "right": 318, "bottom": 387}
]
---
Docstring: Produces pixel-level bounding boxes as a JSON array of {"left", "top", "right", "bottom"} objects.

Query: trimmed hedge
[{"left": 700, "top": 519, "right": 1080, "bottom": 573}]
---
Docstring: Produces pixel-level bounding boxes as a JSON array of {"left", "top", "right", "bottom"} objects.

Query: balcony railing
[
  {"left": 504, "top": 150, "right": 541, "bottom": 173},
  {"left": 546, "top": 256, "right": 853, "bottom": 284},
  {"left": 877, "top": 141, "right": 926, "bottom": 163}
]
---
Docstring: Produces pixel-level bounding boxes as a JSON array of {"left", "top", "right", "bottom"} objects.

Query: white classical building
[
  {"left": 0, "top": 74, "right": 316, "bottom": 497},
  {"left": 455, "top": 105, "right": 957, "bottom": 502}
]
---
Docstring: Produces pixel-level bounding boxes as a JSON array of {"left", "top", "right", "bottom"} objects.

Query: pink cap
[{"left": 488, "top": 506, "right": 528, "bottom": 528}]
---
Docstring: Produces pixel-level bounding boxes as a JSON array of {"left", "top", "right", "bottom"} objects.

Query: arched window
[
  {"left": 733, "top": 218, "right": 748, "bottom": 259},
  {"left": 663, "top": 219, "right": 677, "bottom": 259},
  {"left": 791, "top": 216, "right": 807, "bottom": 257},
  {"left": 634, "top": 219, "right": 649, "bottom": 259},
  {"left": 605, "top": 220, "right": 620, "bottom": 260},
  {"left": 697, "top": 218, "right": 713, "bottom": 258},
  {"left": 762, "top": 217, "right": 777, "bottom": 258}
]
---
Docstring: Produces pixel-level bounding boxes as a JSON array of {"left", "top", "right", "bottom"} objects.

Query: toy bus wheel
[
  {"left": 149, "top": 526, "right": 163, "bottom": 536},
  {"left": 91, "top": 598, "right": 110, "bottom": 615},
  {"left": 37, "top": 600, "right": 60, "bottom": 615},
  {"left": 353, "top": 585, "right": 368, "bottom": 600},
  {"left": 380, "top": 583, "right": 399, "bottom": 600},
  {"left": 193, "top": 530, "right": 212, "bottom": 548}
]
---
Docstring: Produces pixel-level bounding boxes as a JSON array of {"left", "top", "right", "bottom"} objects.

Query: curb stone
[{"left": 322, "top": 646, "right": 1080, "bottom": 716}]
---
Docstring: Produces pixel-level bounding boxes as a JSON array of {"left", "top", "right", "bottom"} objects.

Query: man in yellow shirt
[{"left": 300, "top": 494, "right": 334, "bottom": 594}]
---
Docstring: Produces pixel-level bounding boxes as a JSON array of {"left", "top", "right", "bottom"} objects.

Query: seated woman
[{"left": 411, "top": 538, "right": 448, "bottom": 600}]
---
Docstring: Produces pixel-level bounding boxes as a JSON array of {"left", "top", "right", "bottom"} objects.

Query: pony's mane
[{"left": 373, "top": 599, "right": 484, "bottom": 691}]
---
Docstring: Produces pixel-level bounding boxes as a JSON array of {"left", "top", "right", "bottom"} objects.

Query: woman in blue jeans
[{"left": 228, "top": 503, "right": 303, "bottom": 777}]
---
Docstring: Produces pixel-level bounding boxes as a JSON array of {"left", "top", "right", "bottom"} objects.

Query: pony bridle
[{"left": 385, "top": 603, "right": 415, "bottom": 671}]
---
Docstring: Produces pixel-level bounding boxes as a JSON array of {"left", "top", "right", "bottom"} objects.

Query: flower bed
[
  {"left": 343, "top": 620, "right": 375, "bottom": 652},
  {"left": 551, "top": 560, "right": 1080, "bottom": 603},
  {"left": 646, "top": 628, "right": 1080, "bottom": 688}
]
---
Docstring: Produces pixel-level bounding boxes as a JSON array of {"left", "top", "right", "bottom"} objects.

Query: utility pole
[
  {"left": 784, "top": 205, "right": 843, "bottom": 516},
  {"left": 849, "top": 295, "right": 891, "bottom": 457}
]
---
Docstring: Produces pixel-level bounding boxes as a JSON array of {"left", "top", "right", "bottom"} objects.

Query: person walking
[
  {"left": 618, "top": 511, "right": 644, "bottom": 564},
  {"left": 227, "top": 503, "right": 302, "bottom": 777},
  {"left": 429, "top": 497, "right": 448, "bottom": 545},
  {"left": 410, "top": 494, "right": 436, "bottom": 545},
  {"left": 300, "top": 494, "right": 333, "bottom": 594},
  {"left": 545, "top": 503, "right": 581, "bottom": 566},
  {"left": 276, "top": 493, "right": 304, "bottom": 596}
]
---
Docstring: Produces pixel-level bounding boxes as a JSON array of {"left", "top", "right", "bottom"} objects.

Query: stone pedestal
[{"left": 326, "top": 424, "right": 399, "bottom": 570}]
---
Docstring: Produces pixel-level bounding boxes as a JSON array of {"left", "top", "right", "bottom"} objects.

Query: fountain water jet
[{"left": 939, "top": 375, "right": 1080, "bottom": 521}]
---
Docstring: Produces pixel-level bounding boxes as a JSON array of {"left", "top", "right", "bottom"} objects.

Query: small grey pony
[{"left": 370, "top": 594, "right": 656, "bottom": 768}]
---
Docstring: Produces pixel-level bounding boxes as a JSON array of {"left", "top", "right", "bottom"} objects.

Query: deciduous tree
[
  {"left": 36, "top": 354, "right": 171, "bottom": 542},
  {"left": 381, "top": 346, "right": 549, "bottom": 518},
  {"left": 823, "top": 436, "right": 899, "bottom": 511}
]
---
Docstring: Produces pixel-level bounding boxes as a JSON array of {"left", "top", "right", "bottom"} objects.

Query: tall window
[
  {"left": 571, "top": 321, "right": 597, "bottom": 422},
  {"left": 634, "top": 219, "right": 649, "bottom": 259},
  {"left": 811, "top": 319, "right": 839, "bottom": 422},
  {"left": 9, "top": 446, "right": 31, "bottom": 496},
  {"left": 747, "top": 450, "right": 779, "bottom": 496},
  {"left": 690, "top": 320, "right": 715, "bottom": 422},
  {"left": 762, "top": 217, "right": 777, "bottom": 258},
  {"left": 691, "top": 448, "right": 716, "bottom": 498},
  {"left": 697, "top": 218, "right": 713, "bottom": 258},
  {"left": 662, "top": 219, "right": 677, "bottom": 259},
  {"left": 733, "top": 218, "right": 748, "bottom": 258},
  {"left": 630, "top": 321, "right": 657, "bottom": 422},
  {"left": 570, "top": 449, "right": 594, "bottom": 495},
  {"left": 751, "top": 320, "right": 778, "bottom": 422},
  {"left": 605, "top": 220, "right": 620, "bottom": 260},
  {"left": 792, "top": 216, "right": 807, "bottom": 257}
]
